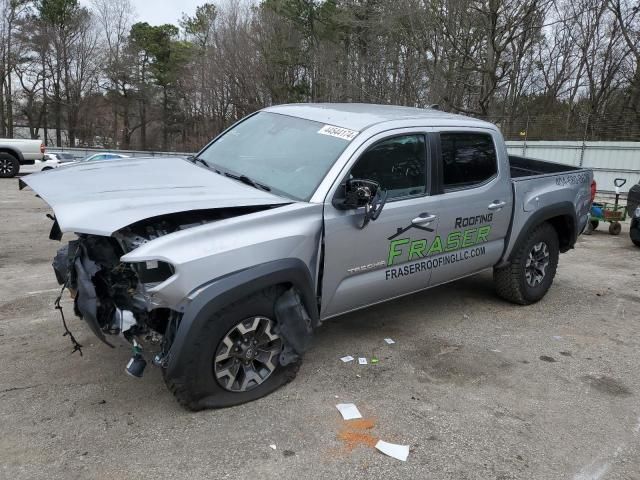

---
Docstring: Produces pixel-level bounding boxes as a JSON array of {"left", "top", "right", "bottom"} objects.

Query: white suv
[{"left": 20, "top": 152, "right": 77, "bottom": 173}]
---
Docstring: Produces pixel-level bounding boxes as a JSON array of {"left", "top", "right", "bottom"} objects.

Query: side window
[
  {"left": 350, "top": 134, "right": 427, "bottom": 200},
  {"left": 440, "top": 133, "right": 497, "bottom": 189}
]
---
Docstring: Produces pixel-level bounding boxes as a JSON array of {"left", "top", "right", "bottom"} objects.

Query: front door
[{"left": 321, "top": 131, "right": 440, "bottom": 319}]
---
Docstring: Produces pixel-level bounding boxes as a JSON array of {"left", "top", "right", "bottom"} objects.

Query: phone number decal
[{"left": 555, "top": 173, "right": 589, "bottom": 186}]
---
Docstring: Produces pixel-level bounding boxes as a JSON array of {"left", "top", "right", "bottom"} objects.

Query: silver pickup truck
[{"left": 21, "top": 104, "right": 594, "bottom": 410}]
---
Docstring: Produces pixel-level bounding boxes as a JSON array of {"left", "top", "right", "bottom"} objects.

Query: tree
[{"left": 92, "top": 0, "right": 136, "bottom": 147}]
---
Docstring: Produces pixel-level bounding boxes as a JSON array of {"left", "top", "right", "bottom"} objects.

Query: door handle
[
  {"left": 412, "top": 213, "right": 437, "bottom": 225},
  {"left": 488, "top": 200, "right": 506, "bottom": 210}
]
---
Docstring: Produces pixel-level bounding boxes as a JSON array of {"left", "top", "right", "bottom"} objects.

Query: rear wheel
[
  {"left": 608, "top": 222, "right": 622, "bottom": 235},
  {"left": 0, "top": 152, "right": 19, "bottom": 178},
  {"left": 494, "top": 222, "right": 559, "bottom": 305},
  {"left": 163, "top": 287, "right": 300, "bottom": 410}
]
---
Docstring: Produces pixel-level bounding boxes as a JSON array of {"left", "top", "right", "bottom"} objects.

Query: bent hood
[{"left": 21, "top": 156, "right": 290, "bottom": 236}]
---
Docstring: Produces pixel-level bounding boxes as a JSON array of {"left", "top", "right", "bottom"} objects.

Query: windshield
[{"left": 197, "top": 112, "right": 355, "bottom": 201}]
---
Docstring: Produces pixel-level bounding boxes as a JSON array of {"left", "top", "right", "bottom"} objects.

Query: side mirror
[
  {"left": 334, "top": 179, "right": 388, "bottom": 228},
  {"left": 343, "top": 179, "right": 380, "bottom": 209}
]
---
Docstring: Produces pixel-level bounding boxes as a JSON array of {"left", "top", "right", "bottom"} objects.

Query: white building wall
[{"left": 506, "top": 141, "right": 640, "bottom": 193}]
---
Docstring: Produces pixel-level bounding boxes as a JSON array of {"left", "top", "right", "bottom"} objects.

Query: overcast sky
[{"left": 81, "top": 0, "right": 207, "bottom": 26}]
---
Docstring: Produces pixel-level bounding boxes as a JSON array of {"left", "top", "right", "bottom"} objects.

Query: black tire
[
  {"left": 0, "top": 152, "right": 19, "bottom": 178},
  {"left": 633, "top": 239, "right": 640, "bottom": 248},
  {"left": 163, "top": 287, "right": 300, "bottom": 410},
  {"left": 494, "top": 222, "right": 559, "bottom": 305},
  {"left": 608, "top": 222, "right": 621, "bottom": 235},
  {"left": 42, "top": 166, "right": 53, "bottom": 171}
]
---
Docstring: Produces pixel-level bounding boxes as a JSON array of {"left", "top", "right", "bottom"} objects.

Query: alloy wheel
[
  {"left": 0, "top": 158, "right": 13, "bottom": 175},
  {"left": 525, "top": 241, "right": 550, "bottom": 287},
  {"left": 214, "top": 316, "right": 282, "bottom": 392}
]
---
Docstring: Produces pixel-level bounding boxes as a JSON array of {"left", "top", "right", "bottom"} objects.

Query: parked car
[
  {"left": 82, "top": 152, "right": 129, "bottom": 162},
  {"left": 45, "top": 152, "right": 77, "bottom": 164},
  {"left": 628, "top": 182, "right": 640, "bottom": 247},
  {"left": 20, "top": 152, "right": 78, "bottom": 174},
  {"left": 22, "top": 104, "right": 594, "bottom": 410},
  {"left": 0, "top": 138, "right": 45, "bottom": 178}
]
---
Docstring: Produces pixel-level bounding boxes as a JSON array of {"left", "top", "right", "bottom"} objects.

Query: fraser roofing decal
[
  {"left": 385, "top": 246, "right": 486, "bottom": 280},
  {"left": 318, "top": 125, "right": 359, "bottom": 141},
  {"left": 384, "top": 214, "right": 493, "bottom": 280}
]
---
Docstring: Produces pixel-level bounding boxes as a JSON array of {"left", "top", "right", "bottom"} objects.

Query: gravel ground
[{"left": 1, "top": 179, "right": 639, "bottom": 480}]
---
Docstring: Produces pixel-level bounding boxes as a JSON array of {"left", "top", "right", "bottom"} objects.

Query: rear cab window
[{"left": 440, "top": 132, "right": 497, "bottom": 190}]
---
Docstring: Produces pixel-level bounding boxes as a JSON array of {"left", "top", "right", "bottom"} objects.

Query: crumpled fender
[
  {"left": 274, "top": 287, "right": 314, "bottom": 365},
  {"left": 164, "top": 258, "right": 318, "bottom": 379}
]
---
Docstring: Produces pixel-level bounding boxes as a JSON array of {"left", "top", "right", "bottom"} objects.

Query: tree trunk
[
  {"left": 6, "top": 14, "right": 13, "bottom": 138},
  {"left": 140, "top": 99, "right": 146, "bottom": 150},
  {"left": 41, "top": 49, "right": 48, "bottom": 146},
  {"left": 113, "top": 101, "right": 119, "bottom": 148},
  {"left": 162, "top": 87, "right": 168, "bottom": 151},
  {"left": 0, "top": 79, "right": 5, "bottom": 137},
  {"left": 122, "top": 93, "right": 131, "bottom": 149}
]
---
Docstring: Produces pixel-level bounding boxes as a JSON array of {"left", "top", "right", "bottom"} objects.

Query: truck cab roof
[{"left": 263, "top": 103, "right": 497, "bottom": 132}]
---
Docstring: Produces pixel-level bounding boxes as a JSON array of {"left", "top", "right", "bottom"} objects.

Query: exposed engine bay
[{"left": 50, "top": 207, "right": 274, "bottom": 372}]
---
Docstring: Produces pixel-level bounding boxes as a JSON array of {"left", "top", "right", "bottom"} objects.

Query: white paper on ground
[
  {"left": 375, "top": 440, "right": 410, "bottom": 461},
  {"left": 358, "top": 357, "right": 368, "bottom": 365},
  {"left": 269, "top": 444, "right": 277, "bottom": 450},
  {"left": 335, "top": 403, "right": 362, "bottom": 420},
  {"left": 384, "top": 338, "right": 395, "bottom": 344},
  {"left": 340, "top": 355, "right": 354, "bottom": 363}
]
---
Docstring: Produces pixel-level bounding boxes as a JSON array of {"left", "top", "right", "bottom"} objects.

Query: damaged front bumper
[
  {"left": 54, "top": 240, "right": 112, "bottom": 346},
  {"left": 52, "top": 234, "right": 176, "bottom": 351}
]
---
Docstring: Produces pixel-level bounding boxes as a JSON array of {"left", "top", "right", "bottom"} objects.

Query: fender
[
  {"left": 499, "top": 201, "right": 577, "bottom": 267},
  {"left": 164, "top": 258, "right": 318, "bottom": 378},
  {"left": 0, "top": 146, "right": 24, "bottom": 162}
]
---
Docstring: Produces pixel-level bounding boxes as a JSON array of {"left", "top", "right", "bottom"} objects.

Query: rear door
[
  {"left": 321, "top": 130, "right": 441, "bottom": 318},
  {"left": 427, "top": 128, "right": 512, "bottom": 287}
]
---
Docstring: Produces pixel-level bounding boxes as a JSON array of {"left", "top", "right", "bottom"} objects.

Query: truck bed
[
  {"left": 508, "top": 155, "right": 582, "bottom": 179},
  {"left": 500, "top": 154, "right": 593, "bottom": 265}
]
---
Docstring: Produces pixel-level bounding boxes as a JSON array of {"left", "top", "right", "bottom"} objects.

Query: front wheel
[
  {"left": 494, "top": 222, "right": 560, "bottom": 305},
  {"left": 0, "top": 153, "right": 19, "bottom": 178},
  {"left": 163, "top": 287, "right": 300, "bottom": 410}
]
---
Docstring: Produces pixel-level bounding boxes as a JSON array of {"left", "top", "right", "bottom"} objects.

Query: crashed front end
[
  {"left": 48, "top": 206, "right": 278, "bottom": 375},
  {"left": 53, "top": 232, "right": 174, "bottom": 344},
  {"left": 51, "top": 218, "right": 194, "bottom": 374},
  {"left": 19, "top": 156, "right": 293, "bottom": 375}
]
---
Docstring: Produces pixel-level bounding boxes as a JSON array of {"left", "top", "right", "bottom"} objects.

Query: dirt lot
[{"left": 1, "top": 179, "right": 639, "bottom": 480}]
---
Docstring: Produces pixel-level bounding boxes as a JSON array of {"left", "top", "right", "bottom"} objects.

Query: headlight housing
[{"left": 131, "top": 260, "right": 175, "bottom": 285}]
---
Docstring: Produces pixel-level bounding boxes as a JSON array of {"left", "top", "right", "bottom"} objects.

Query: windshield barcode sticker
[{"left": 318, "top": 125, "right": 359, "bottom": 141}]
